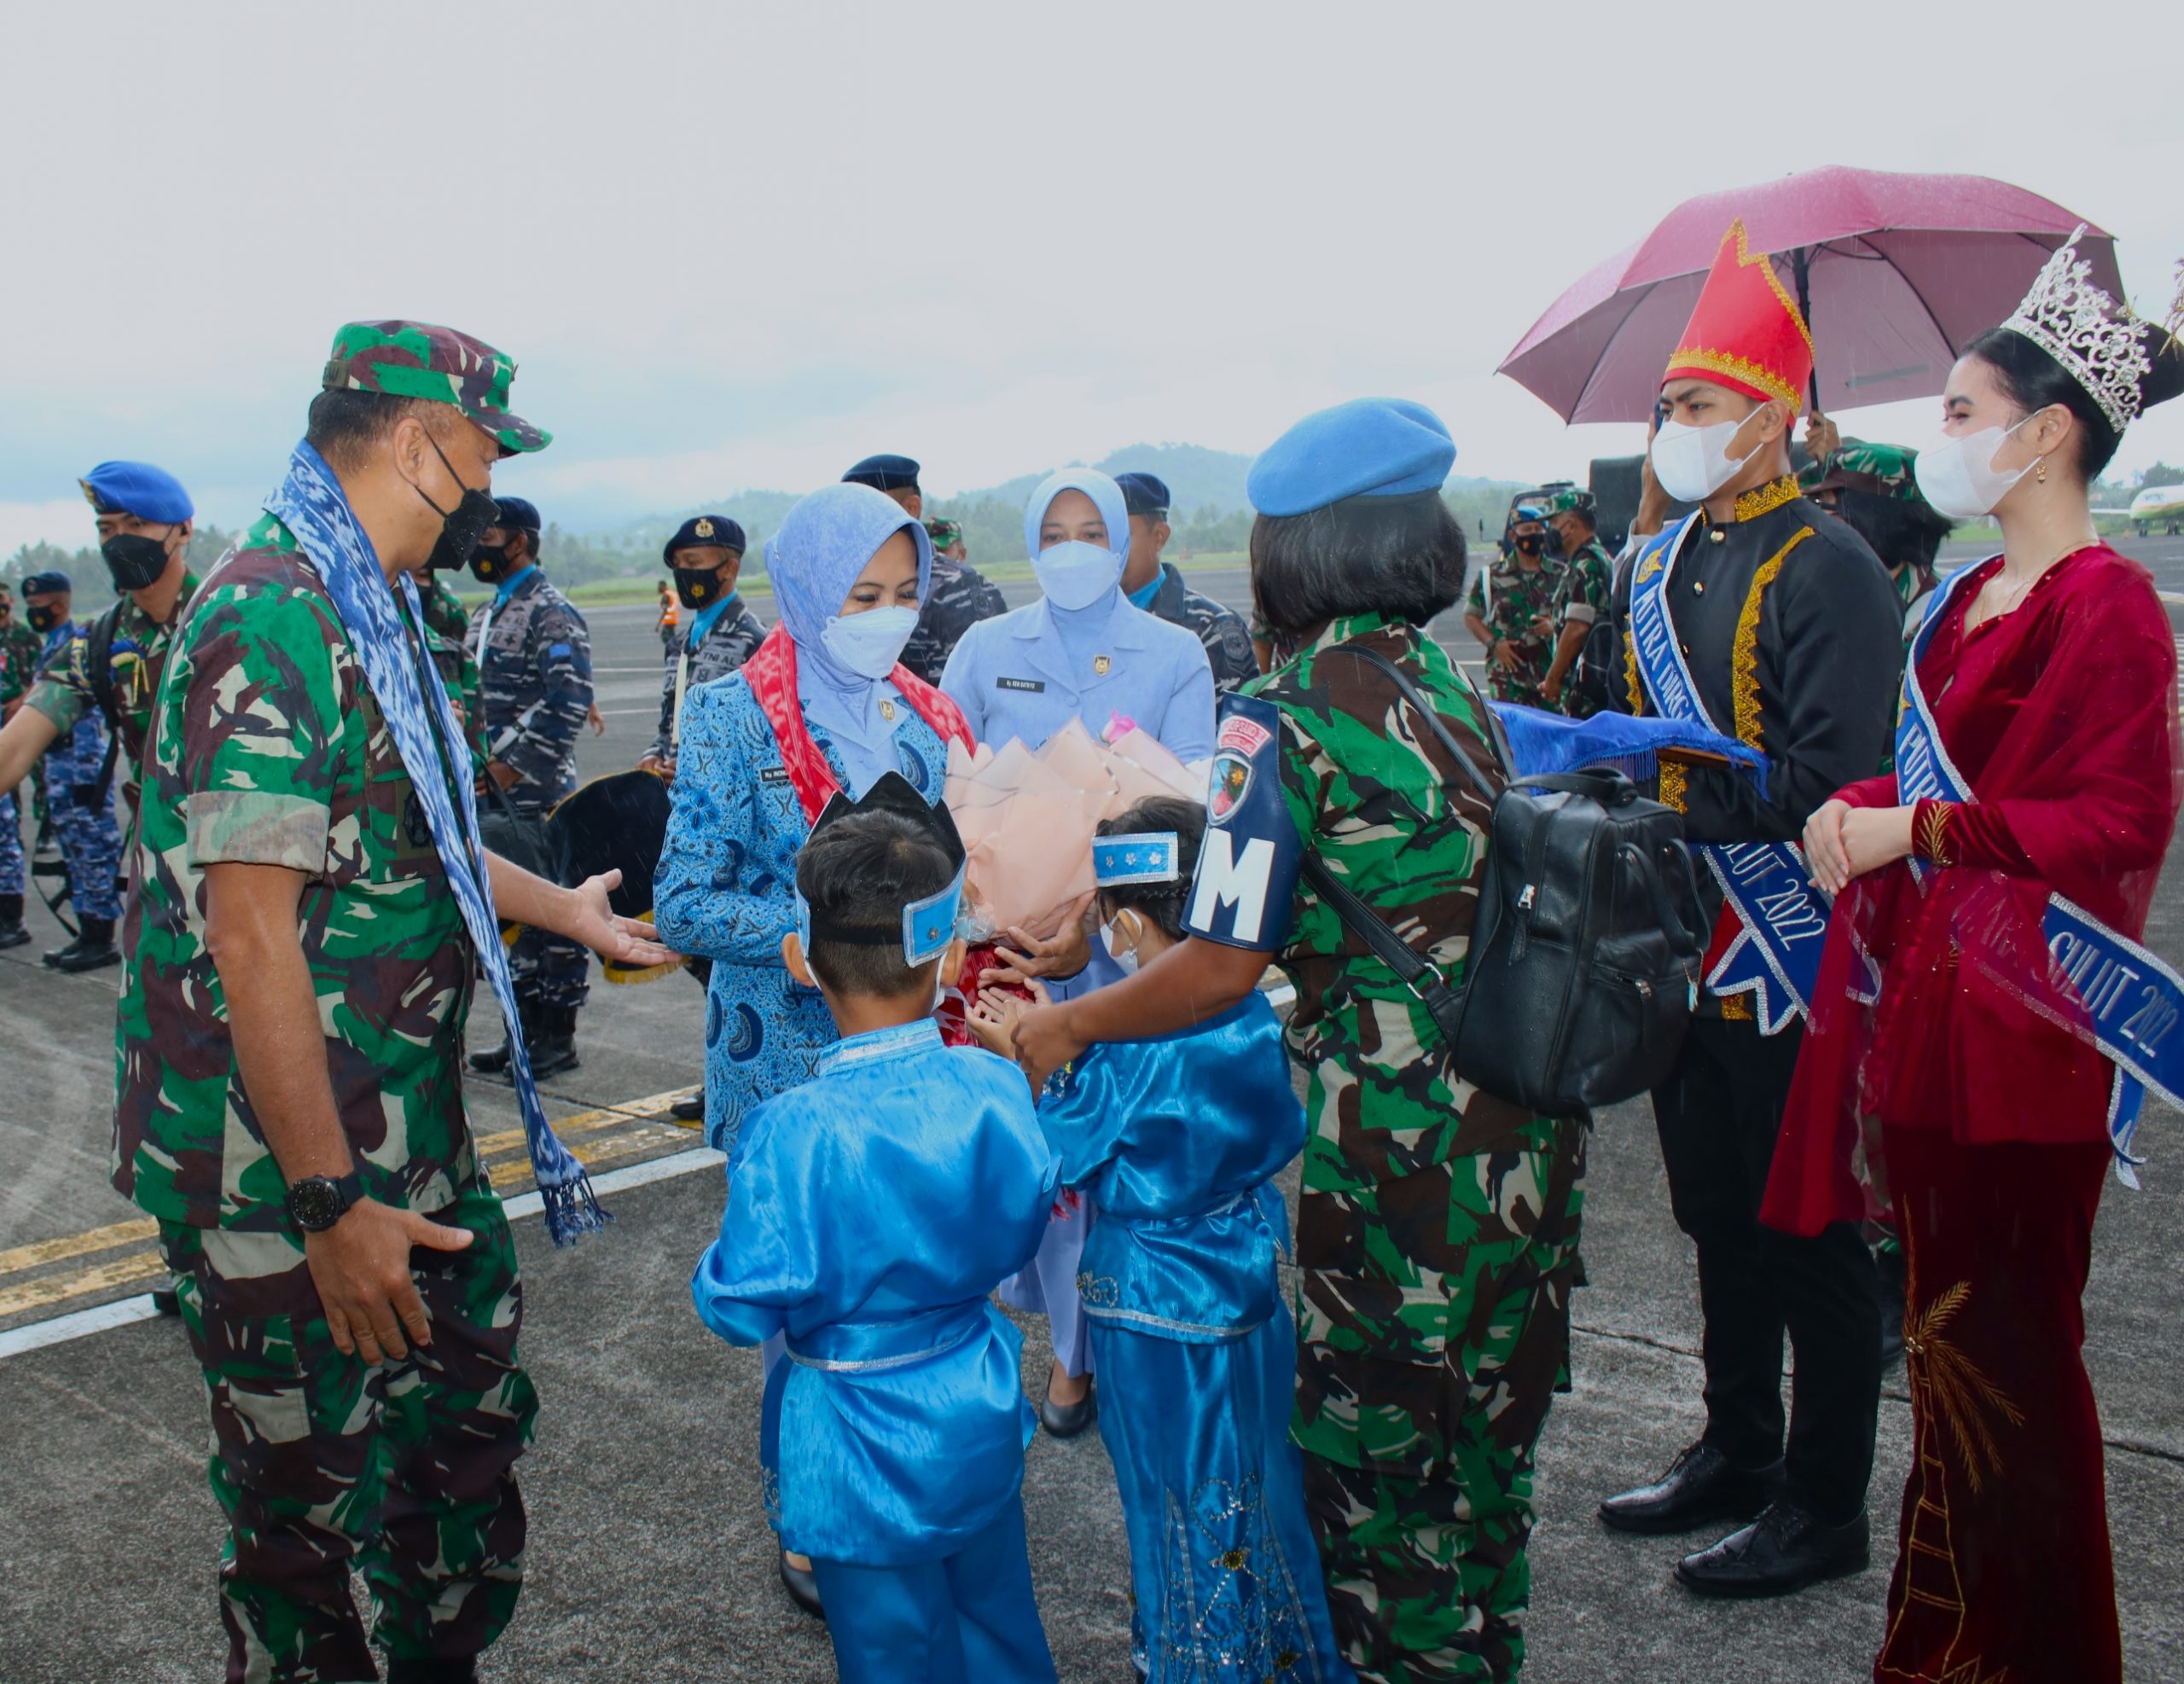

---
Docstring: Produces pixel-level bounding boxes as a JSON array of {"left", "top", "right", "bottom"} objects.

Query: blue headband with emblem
[{"left": 1093, "top": 832, "right": 1181, "bottom": 886}]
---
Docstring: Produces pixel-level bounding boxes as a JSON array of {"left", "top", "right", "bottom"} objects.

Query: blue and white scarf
[
  {"left": 1897, "top": 562, "right": 2183, "bottom": 1182},
  {"left": 265, "top": 442, "right": 606, "bottom": 1243},
  {"left": 1629, "top": 514, "right": 1834, "bottom": 1034}
]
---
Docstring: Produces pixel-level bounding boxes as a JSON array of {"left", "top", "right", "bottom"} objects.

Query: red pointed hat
[{"left": 1662, "top": 219, "right": 1815, "bottom": 413}]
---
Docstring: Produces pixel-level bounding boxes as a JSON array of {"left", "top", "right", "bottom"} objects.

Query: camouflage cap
[
  {"left": 322, "top": 320, "right": 550, "bottom": 456},
  {"left": 1801, "top": 438, "right": 1924, "bottom": 502},
  {"left": 1542, "top": 488, "right": 1596, "bottom": 519},
  {"left": 923, "top": 517, "right": 963, "bottom": 548}
]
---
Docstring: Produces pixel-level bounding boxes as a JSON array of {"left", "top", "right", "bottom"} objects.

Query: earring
[{"left": 2036, "top": 457, "right": 2048, "bottom": 485}]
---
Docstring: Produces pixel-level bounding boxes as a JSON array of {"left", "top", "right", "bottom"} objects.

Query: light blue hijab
[
  {"left": 769, "top": 481, "right": 935, "bottom": 795},
  {"left": 1025, "top": 467, "right": 1133, "bottom": 665}
]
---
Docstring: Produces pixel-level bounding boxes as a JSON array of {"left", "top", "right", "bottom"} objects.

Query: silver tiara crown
[{"left": 2002, "top": 226, "right": 2151, "bottom": 433}]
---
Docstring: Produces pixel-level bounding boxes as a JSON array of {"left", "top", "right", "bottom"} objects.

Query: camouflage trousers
[
  {"left": 159, "top": 1176, "right": 535, "bottom": 1683},
  {"left": 1297, "top": 1113, "right": 1587, "bottom": 1684},
  {"left": 39, "top": 717, "right": 122, "bottom": 919},
  {"left": 0, "top": 783, "right": 21, "bottom": 896},
  {"left": 504, "top": 787, "right": 588, "bottom": 1013}
]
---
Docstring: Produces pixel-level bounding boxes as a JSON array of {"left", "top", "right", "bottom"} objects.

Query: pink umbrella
[{"left": 1499, "top": 165, "right": 2122, "bottom": 423}]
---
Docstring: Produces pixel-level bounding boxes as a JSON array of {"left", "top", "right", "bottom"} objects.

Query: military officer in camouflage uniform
[
  {"left": 637, "top": 514, "right": 764, "bottom": 777},
  {"left": 840, "top": 454, "right": 1008, "bottom": 685},
  {"left": 15, "top": 571, "right": 125, "bottom": 970},
  {"left": 113, "top": 318, "right": 668, "bottom": 1684},
  {"left": 0, "top": 583, "right": 36, "bottom": 947},
  {"left": 1016, "top": 399, "right": 1585, "bottom": 1683},
  {"left": 1114, "top": 470, "right": 1259, "bottom": 692},
  {"left": 1799, "top": 431, "right": 1953, "bottom": 663},
  {"left": 1462, "top": 506, "right": 1565, "bottom": 708},
  {"left": 463, "top": 495, "right": 595, "bottom": 1077},
  {"left": 1536, "top": 490, "right": 1616, "bottom": 717}
]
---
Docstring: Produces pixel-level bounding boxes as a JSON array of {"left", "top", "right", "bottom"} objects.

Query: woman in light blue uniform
[
  {"left": 998, "top": 798, "right": 1350, "bottom": 1683},
  {"left": 656, "top": 482, "right": 973, "bottom": 1158},
  {"left": 943, "top": 467, "right": 1218, "bottom": 1432},
  {"left": 941, "top": 467, "right": 1217, "bottom": 762}
]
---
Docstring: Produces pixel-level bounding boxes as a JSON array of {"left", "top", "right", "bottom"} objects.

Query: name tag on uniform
[
  {"left": 761, "top": 766, "right": 791, "bottom": 784},
  {"left": 996, "top": 676, "right": 1045, "bottom": 694}
]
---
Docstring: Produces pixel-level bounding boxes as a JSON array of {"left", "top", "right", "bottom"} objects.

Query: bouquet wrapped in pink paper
[{"left": 944, "top": 718, "right": 1204, "bottom": 940}]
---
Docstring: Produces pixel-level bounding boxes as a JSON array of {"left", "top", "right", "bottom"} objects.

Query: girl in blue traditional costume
[
  {"left": 656, "top": 479, "right": 974, "bottom": 1614},
  {"left": 692, "top": 781, "right": 1060, "bottom": 1684},
  {"left": 969, "top": 797, "right": 1352, "bottom": 1684},
  {"left": 942, "top": 467, "right": 1219, "bottom": 1434}
]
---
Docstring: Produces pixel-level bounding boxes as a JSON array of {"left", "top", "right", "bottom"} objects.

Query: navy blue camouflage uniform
[
  {"left": 649, "top": 596, "right": 764, "bottom": 764},
  {"left": 1141, "top": 560, "right": 1258, "bottom": 694},
  {"left": 32, "top": 621, "right": 123, "bottom": 920},
  {"left": 468, "top": 567, "right": 594, "bottom": 1011},
  {"left": 900, "top": 556, "right": 1008, "bottom": 687}
]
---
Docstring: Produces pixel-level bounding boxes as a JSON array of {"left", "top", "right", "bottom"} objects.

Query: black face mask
[
  {"left": 672, "top": 566, "right": 729, "bottom": 610},
  {"left": 1513, "top": 532, "right": 1545, "bottom": 557},
  {"left": 26, "top": 603, "right": 61, "bottom": 634},
  {"left": 102, "top": 532, "right": 173, "bottom": 591},
  {"left": 467, "top": 540, "right": 523, "bottom": 584},
  {"left": 414, "top": 433, "right": 501, "bottom": 576}
]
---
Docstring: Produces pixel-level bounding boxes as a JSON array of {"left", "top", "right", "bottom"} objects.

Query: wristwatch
[{"left": 286, "top": 1172, "right": 364, "bottom": 1234}]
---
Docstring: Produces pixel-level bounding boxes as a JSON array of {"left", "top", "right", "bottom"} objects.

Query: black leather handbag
[{"left": 1298, "top": 647, "right": 1704, "bottom": 1118}]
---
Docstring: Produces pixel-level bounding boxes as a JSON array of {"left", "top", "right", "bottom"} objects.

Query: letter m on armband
[
  {"left": 1189, "top": 829, "right": 1278, "bottom": 946},
  {"left": 1184, "top": 693, "right": 1302, "bottom": 950}
]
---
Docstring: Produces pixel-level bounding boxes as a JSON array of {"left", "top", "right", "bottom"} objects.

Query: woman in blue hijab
[
  {"left": 940, "top": 467, "right": 1217, "bottom": 762},
  {"left": 655, "top": 481, "right": 977, "bottom": 1617},
  {"left": 656, "top": 480, "right": 974, "bottom": 1153}
]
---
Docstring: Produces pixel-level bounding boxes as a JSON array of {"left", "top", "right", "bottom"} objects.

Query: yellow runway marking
[{"left": 0, "top": 1085, "right": 701, "bottom": 1321}]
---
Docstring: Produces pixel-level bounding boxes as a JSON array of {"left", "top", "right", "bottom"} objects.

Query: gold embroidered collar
[{"left": 1732, "top": 475, "right": 1801, "bottom": 523}]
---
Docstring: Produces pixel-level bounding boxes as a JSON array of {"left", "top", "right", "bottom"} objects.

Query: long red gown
[{"left": 1763, "top": 543, "right": 2181, "bottom": 1684}]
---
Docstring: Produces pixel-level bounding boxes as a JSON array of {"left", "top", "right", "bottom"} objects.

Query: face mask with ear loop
[
  {"left": 1650, "top": 403, "right": 1777, "bottom": 502},
  {"left": 1911, "top": 417, "right": 2038, "bottom": 520},
  {"left": 413, "top": 433, "right": 501, "bottom": 574}
]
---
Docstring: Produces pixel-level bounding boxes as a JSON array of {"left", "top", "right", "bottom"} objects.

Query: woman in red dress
[{"left": 1766, "top": 240, "right": 2184, "bottom": 1683}]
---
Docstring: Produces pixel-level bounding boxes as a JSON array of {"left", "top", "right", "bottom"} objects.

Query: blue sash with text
[
  {"left": 1628, "top": 515, "right": 1833, "bottom": 1035},
  {"left": 1896, "top": 561, "right": 2181, "bottom": 1182}
]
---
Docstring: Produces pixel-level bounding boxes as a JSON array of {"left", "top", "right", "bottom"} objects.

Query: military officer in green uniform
[
  {"left": 1015, "top": 398, "right": 1586, "bottom": 1683},
  {"left": 1536, "top": 489, "right": 1615, "bottom": 717},
  {"left": 1464, "top": 504, "right": 1565, "bottom": 707},
  {"left": 1798, "top": 425, "right": 1954, "bottom": 664},
  {"left": 112, "top": 321, "right": 669, "bottom": 1684}
]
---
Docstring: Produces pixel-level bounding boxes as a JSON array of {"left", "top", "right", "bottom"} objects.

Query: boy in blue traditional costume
[
  {"left": 690, "top": 774, "right": 1060, "bottom": 1684},
  {"left": 970, "top": 797, "right": 1352, "bottom": 1684}
]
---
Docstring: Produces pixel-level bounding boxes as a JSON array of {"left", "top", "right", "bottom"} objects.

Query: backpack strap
[{"left": 76, "top": 604, "right": 126, "bottom": 811}]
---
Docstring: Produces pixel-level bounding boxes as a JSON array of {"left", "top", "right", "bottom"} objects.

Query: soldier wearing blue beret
[{"left": 1113, "top": 470, "right": 1258, "bottom": 692}]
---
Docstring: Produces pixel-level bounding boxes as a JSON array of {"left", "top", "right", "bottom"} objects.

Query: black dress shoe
[
  {"left": 669, "top": 1093, "right": 705, "bottom": 1124},
  {"left": 779, "top": 1551, "right": 826, "bottom": 1619},
  {"left": 1038, "top": 1378, "right": 1097, "bottom": 1438},
  {"left": 1676, "top": 1501, "right": 1869, "bottom": 1599},
  {"left": 1599, "top": 1441, "right": 1785, "bottom": 1535}
]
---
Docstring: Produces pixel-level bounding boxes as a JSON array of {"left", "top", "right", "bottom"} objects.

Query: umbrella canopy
[{"left": 1499, "top": 165, "right": 2122, "bottom": 423}]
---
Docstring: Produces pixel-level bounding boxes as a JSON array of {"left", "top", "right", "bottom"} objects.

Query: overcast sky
[{"left": 4, "top": 1, "right": 2180, "bottom": 555}]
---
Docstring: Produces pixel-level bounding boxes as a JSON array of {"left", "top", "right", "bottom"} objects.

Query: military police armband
[{"left": 1183, "top": 692, "right": 1301, "bottom": 952}]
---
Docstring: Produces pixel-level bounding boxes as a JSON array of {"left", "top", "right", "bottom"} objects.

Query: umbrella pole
[{"left": 1792, "top": 247, "right": 1821, "bottom": 414}]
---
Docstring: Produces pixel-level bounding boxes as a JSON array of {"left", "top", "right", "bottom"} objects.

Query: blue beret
[
  {"left": 493, "top": 496, "right": 542, "bottom": 532},
  {"left": 842, "top": 454, "right": 920, "bottom": 492},
  {"left": 1115, "top": 472, "right": 1171, "bottom": 518},
  {"left": 665, "top": 514, "right": 746, "bottom": 561},
  {"left": 79, "top": 461, "right": 194, "bottom": 525},
  {"left": 21, "top": 572, "right": 72, "bottom": 595},
  {"left": 1246, "top": 398, "right": 1455, "bottom": 519},
  {"left": 1513, "top": 504, "right": 1548, "bottom": 522}
]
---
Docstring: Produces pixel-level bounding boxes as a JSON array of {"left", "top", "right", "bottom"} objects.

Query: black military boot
[
  {"left": 0, "top": 894, "right": 27, "bottom": 950},
  {"left": 467, "top": 1000, "right": 536, "bottom": 1076},
  {"left": 44, "top": 916, "right": 119, "bottom": 973},
  {"left": 528, "top": 1006, "right": 581, "bottom": 1080}
]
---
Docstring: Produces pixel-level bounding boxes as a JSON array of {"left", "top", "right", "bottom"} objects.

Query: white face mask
[
  {"left": 1035, "top": 539, "right": 1124, "bottom": 611},
  {"left": 1101, "top": 912, "right": 1141, "bottom": 975},
  {"left": 818, "top": 604, "right": 920, "bottom": 679},
  {"left": 1651, "top": 409, "right": 1770, "bottom": 502},
  {"left": 1912, "top": 421, "right": 2034, "bottom": 520}
]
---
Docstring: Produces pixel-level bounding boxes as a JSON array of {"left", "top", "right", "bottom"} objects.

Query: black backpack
[{"left": 1298, "top": 647, "right": 1704, "bottom": 1117}]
